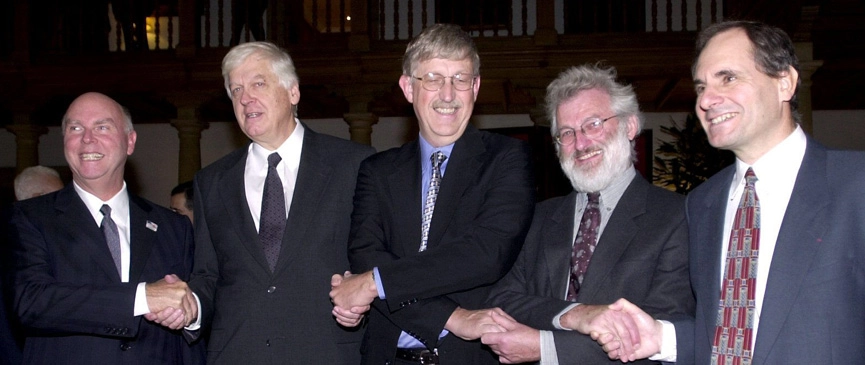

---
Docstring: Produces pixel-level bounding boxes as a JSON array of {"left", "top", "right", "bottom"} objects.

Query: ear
[
  {"left": 127, "top": 130, "right": 137, "bottom": 156},
  {"left": 471, "top": 75, "right": 481, "bottom": 102},
  {"left": 288, "top": 84, "right": 301, "bottom": 105},
  {"left": 778, "top": 66, "right": 798, "bottom": 103},
  {"left": 625, "top": 114, "right": 639, "bottom": 141},
  {"left": 399, "top": 75, "right": 414, "bottom": 103}
]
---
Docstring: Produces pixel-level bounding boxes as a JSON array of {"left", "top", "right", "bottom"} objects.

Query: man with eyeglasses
[
  {"left": 329, "top": 24, "right": 535, "bottom": 364},
  {"left": 478, "top": 64, "right": 694, "bottom": 364}
]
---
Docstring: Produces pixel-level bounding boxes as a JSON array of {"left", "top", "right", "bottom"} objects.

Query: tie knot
[
  {"left": 744, "top": 167, "right": 758, "bottom": 186},
  {"left": 100, "top": 204, "right": 111, "bottom": 217},
  {"left": 268, "top": 153, "right": 282, "bottom": 168},
  {"left": 586, "top": 192, "right": 600, "bottom": 205},
  {"left": 430, "top": 151, "right": 446, "bottom": 168}
]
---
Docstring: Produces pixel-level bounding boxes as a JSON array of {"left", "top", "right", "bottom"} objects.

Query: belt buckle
[{"left": 419, "top": 348, "right": 439, "bottom": 365}]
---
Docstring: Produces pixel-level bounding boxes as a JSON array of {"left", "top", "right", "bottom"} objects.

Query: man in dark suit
[
  {"left": 480, "top": 64, "right": 694, "bottom": 364},
  {"left": 187, "top": 41, "right": 374, "bottom": 364},
  {"left": 8, "top": 92, "right": 204, "bottom": 364},
  {"left": 595, "top": 21, "right": 865, "bottom": 364},
  {"left": 329, "top": 24, "right": 536, "bottom": 364}
]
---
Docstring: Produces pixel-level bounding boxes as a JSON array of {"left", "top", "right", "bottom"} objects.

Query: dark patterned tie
[
  {"left": 419, "top": 151, "right": 446, "bottom": 252},
  {"left": 566, "top": 192, "right": 600, "bottom": 302},
  {"left": 99, "top": 204, "right": 122, "bottom": 277},
  {"left": 260, "top": 152, "right": 286, "bottom": 271},
  {"left": 712, "top": 168, "right": 760, "bottom": 365}
]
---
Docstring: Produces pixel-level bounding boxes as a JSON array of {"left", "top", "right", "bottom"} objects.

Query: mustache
[{"left": 432, "top": 101, "right": 462, "bottom": 109}]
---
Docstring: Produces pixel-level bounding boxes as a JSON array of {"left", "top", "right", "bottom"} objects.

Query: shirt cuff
[
  {"left": 552, "top": 303, "right": 580, "bottom": 330},
  {"left": 184, "top": 292, "right": 202, "bottom": 331},
  {"left": 373, "top": 267, "right": 385, "bottom": 299},
  {"left": 133, "top": 282, "right": 149, "bottom": 316},
  {"left": 539, "top": 330, "right": 560, "bottom": 365},
  {"left": 648, "top": 320, "right": 677, "bottom": 362}
]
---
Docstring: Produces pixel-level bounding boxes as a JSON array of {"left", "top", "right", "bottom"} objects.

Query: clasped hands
[
  {"left": 329, "top": 271, "right": 377, "bottom": 327},
  {"left": 560, "top": 298, "right": 663, "bottom": 363},
  {"left": 144, "top": 274, "right": 197, "bottom": 330}
]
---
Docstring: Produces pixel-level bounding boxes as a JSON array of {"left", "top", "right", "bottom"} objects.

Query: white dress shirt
[{"left": 244, "top": 121, "right": 305, "bottom": 231}]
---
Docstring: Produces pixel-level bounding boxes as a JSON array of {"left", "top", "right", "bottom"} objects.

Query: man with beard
[{"left": 479, "top": 64, "right": 694, "bottom": 364}]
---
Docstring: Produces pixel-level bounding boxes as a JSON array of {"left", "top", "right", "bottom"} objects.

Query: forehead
[
  {"left": 414, "top": 57, "right": 474, "bottom": 73},
  {"left": 229, "top": 55, "right": 275, "bottom": 82},
  {"left": 695, "top": 28, "right": 755, "bottom": 76},
  {"left": 65, "top": 98, "right": 124, "bottom": 125},
  {"left": 557, "top": 88, "right": 612, "bottom": 121}
]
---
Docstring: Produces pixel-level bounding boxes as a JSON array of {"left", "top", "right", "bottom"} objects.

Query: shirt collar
[
  {"left": 74, "top": 181, "right": 130, "bottom": 227},
  {"left": 733, "top": 125, "right": 806, "bottom": 189}
]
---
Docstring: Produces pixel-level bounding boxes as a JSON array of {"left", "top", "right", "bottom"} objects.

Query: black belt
[{"left": 395, "top": 348, "right": 440, "bottom": 365}]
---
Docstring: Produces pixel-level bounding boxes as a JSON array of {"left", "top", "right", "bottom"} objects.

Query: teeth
[
  {"left": 434, "top": 107, "right": 456, "bottom": 115},
  {"left": 247, "top": 112, "right": 261, "bottom": 118},
  {"left": 577, "top": 150, "right": 601, "bottom": 160},
  {"left": 710, "top": 112, "right": 736, "bottom": 124},
  {"left": 81, "top": 153, "right": 104, "bottom": 161}
]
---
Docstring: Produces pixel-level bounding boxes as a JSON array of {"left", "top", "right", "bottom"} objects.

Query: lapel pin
[{"left": 146, "top": 221, "right": 158, "bottom": 232}]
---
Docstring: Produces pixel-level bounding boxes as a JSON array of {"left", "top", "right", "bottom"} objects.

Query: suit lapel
[
  {"left": 753, "top": 141, "right": 829, "bottom": 362},
  {"left": 543, "top": 191, "right": 578, "bottom": 299},
  {"left": 387, "top": 140, "right": 422, "bottom": 257},
  {"left": 579, "top": 176, "right": 644, "bottom": 302},
  {"left": 274, "top": 128, "right": 334, "bottom": 273},
  {"left": 217, "top": 145, "right": 272, "bottom": 271},
  {"left": 694, "top": 166, "right": 734, "bottom": 344},
  {"left": 128, "top": 195, "right": 155, "bottom": 282},
  {"left": 54, "top": 185, "right": 123, "bottom": 281},
  {"left": 427, "top": 128, "right": 484, "bottom": 248}
]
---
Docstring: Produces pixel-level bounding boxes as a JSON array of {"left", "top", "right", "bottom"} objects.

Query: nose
[
  {"left": 81, "top": 127, "right": 94, "bottom": 143},
  {"left": 573, "top": 129, "right": 594, "bottom": 151},
  {"left": 437, "top": 78, "right": 455, "bottom": 102},
  {"left": 697, "top": 86, "right": 722, "bottom": 112},
  {"left": 239, "top": 89, "right": 255, "bottom": 106}
]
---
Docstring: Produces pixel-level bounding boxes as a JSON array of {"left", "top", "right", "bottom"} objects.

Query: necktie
[
  {"left": 260, "top": 152, "right": 286, "bottom": 271},
  {"left": 566, "top": 192, "right": 600, "bottom": 302},
  {"left": 99, "top": 204, "right": 122, "bottom": 277},
  {"left": 419, "top": 151, "right": 446, "bottom": 252},
  {"left": 712, "top": 168, "right": 760, "bottom": 365}
]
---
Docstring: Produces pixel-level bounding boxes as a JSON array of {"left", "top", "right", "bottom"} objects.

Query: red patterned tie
[
  {"left": 712, "top": 168, "right": 759, "bottom": 365},
  {"left": 566, "top": 192, "right": 600, "bottom": 302}
]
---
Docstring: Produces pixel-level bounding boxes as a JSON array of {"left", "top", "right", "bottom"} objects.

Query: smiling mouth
[
  {"left": 434, "top": 106, "right": 456, "bottom": 115},
  {"left": 577, "top": 149, "right": 602, "bottom": 161},
  {"left": 81, "top": 153, "right": 104, "bottom": 161},
  {"left": 709, "top": 112, "right": 737, "bottom": 125},
  {"left": 246, "top": 112, "right": 262, "bottom": 118}
]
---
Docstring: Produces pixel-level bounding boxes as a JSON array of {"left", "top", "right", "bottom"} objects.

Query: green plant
[{"left": 653, "top": 112, "right": 734, "bottom": 194}]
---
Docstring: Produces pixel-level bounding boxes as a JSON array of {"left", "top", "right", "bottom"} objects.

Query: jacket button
[
  {"left": 267, "top": 286, "right": 277, "bottom": 293},
  {"left": 120, "top": 343, "right": 132, "bottom": 351}
]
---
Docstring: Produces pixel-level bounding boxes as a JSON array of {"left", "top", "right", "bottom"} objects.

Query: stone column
[
  {"left": 170, "top": 106, "right": 209, "bottom": 183},
  {"left": 6, "top": 115, "right": 48, "bottom": 174},
  {"left": 343, "top": 112, "right": 379, "bottom": 146},
  {"left": 795, "top": 42, "right": 823, "bottom": 135}
]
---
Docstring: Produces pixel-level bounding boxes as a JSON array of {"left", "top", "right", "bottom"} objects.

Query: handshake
[
  {"left": 143, "top": 274, "right": 198, "bottom": 330},
  {"left": 329, "top": 271, "right": 661, "bottom": 363}
]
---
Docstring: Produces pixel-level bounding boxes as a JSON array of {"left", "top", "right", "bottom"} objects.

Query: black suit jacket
[
  {"left": 674, "top": 139, "right": 865, "bottom": 364},
  {"left": 188, "top": 124, "right": 374, "bottom": 364},
  {"left": 488, "top": 173, "right": 694, "bottom": 364},
  {"left": 9, "top": 184, "right": 204, "bottom": 364},
  {"left": 349, "top": 125, "right": 536, "bottom": 364}
]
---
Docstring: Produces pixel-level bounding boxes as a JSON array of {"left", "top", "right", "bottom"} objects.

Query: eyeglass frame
[
  {"left": 553, "top": 114, "right": 621, "bottom": 146},
  {"left": 411, "top": 72, "right": 478, "bottom": 92}
]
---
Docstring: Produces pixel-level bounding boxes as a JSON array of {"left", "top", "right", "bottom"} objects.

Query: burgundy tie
[
  {"left": 567, "top": 192, "right": 600, "bottom": 302},
  {"left": 712, "top": 168, "right": 759, "bottom": 365}
]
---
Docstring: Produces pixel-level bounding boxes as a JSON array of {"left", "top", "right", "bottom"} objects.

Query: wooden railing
[{"left": 0, "top": 0, "right": 724, "bottom": 59}]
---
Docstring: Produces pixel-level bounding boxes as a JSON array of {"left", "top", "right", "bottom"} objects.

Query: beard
[{"left": 559, "top": 125, "right": 633, "bottom": 193}]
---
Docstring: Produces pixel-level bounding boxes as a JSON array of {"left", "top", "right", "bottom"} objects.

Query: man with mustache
[
  {"left": 329, "top": 24, "right": 536, "bottom": 364},
  {"left": 480, "top": 64, "right": 694, "bottom": 364}
]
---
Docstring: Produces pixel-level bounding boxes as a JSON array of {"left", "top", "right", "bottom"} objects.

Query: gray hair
[
  {"left": 545, "top": 64, "right": 643, "bottom": 134},
  {"left": 402, "top": 24, "right": 480, "bottom": 77},
  {"left": 222, "top": 41, "right": 299, "bottom": 96},
  {"left": 14, "top": 165, "right": 63, "bottom": 200}
]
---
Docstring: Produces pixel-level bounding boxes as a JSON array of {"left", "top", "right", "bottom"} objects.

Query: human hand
[
  {"left": 591, "top": 298, "right": 663, "bottom": 362},
  {"left": 144, "top": 274, "right": 197, "bottom": 328},
  {"left": 481, "top": 311, "right": 541, "bottom": 364},
  {"left": 330, "top": 272, "right": 369, "bottom": 327},
  {"left": 329, "top": 271, "right": 377, "bottom": 312},
  {"left": 444, "top": 307, "right": 508, "bottom": 341},
  {"left": 559, "top": 301, "right": 641, "bottom": 360}
]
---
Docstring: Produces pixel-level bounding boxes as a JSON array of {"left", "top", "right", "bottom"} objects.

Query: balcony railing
[{"left": 1, "top": 0, "right": 724, "bottom": 59}]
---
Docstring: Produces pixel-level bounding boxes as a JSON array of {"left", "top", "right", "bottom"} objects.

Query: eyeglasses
[
  {"left": 412, "top": 73, "right": 476, "bottom": 91},
  {"left": 554, "top": 115, "right": 620, "bottom": 145}
]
